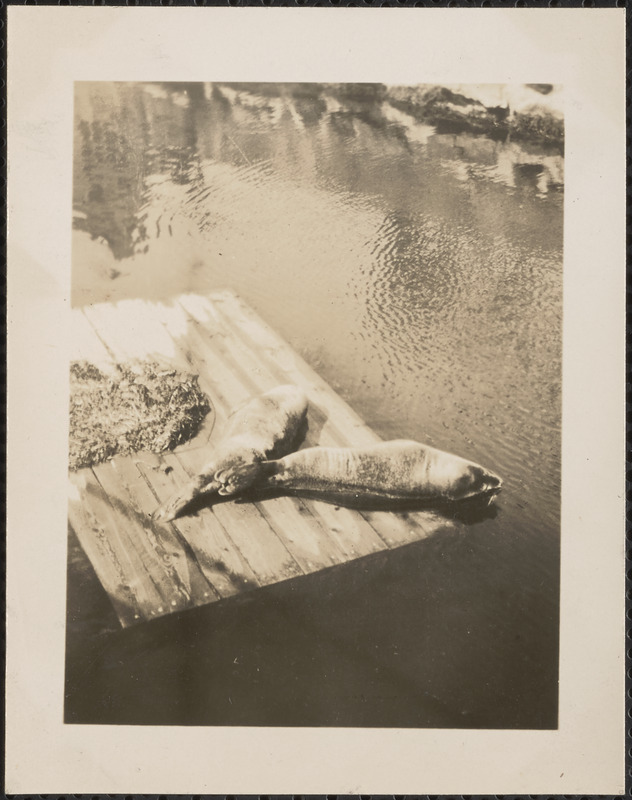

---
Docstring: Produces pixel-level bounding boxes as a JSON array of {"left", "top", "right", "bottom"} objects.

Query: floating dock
[{"left": 68, "top": 290, "right": 451, "bottom": 627}]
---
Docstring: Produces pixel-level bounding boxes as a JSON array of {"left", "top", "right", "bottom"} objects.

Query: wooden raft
[{"left": 68, "top": 290, "right": 451, "bottom": 627}]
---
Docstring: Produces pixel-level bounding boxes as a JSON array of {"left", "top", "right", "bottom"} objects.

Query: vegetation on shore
[
  {"left": 385, "top": 84, "right": 563, "bottom": 148},
  {"left": 213, "top": 81, "right": 563, "bottom": 149}
]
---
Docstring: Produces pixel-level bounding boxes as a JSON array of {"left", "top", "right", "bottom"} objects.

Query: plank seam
[
  {"left": 90, "top": 467, "right": 186, "bottom": 611},
  {"left": 100, "top": 457, "right": 221, "bottom": 606},
  {"left": 80, "top": 308, "right": 124, "bottom": 369},
  {"left": 131, "top": 454, "right": 244, "bottom": 600}
]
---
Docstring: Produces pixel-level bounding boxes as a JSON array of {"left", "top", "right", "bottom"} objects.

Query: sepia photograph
[
  {"left": 6, "top": 7, "right": 625, "bottom": 796},
  {"left": 66, "top": 79, "right": 563, "bottom": 729}
]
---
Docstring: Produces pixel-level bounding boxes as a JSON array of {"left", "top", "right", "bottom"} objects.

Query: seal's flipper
[
  {"left": 152, "top": 474, "right": 219, "bottom": 522},
  {"left": 216, "top": 460, "right": 278, "bottom": 496}
]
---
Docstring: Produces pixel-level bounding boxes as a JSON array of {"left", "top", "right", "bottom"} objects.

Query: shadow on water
[{"left": 65, "top": 522, "right": 558, "bottom": 728}]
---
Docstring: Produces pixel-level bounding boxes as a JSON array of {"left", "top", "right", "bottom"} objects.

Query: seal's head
[
  {"left": 448, "top": 464, "right": 502, "bottom": 503},
  {"left": 417, "top": 445, "right": 502, "bottom": 503}
]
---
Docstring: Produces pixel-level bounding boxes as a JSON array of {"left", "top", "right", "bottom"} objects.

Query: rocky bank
[{"left": 384, "top": 83, "right": 564, "bottom": 149}]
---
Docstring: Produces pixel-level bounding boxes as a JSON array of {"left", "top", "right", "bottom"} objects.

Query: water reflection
[
  {"left": 74, "top": 117, "right": 146, "bottom": 259},
  {"left": 73, "top": 82, "right": 563, "bottom": 268}
]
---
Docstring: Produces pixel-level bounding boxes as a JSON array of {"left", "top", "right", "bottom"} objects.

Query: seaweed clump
[{"left": 69, "top": 360, "right": 211, "bottom": 471}]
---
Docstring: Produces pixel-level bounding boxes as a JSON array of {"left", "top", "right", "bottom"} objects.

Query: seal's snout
[
  {"left": 461, "top": 465, "right": 502, "bottom": 502},
  {"left": 484, "top": 472, "right": 502, "bottom": 494}
]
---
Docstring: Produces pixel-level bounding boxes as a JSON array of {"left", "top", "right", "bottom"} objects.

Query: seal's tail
[{"left": 216, "top": 460, "right": 278, "bottom": 496}]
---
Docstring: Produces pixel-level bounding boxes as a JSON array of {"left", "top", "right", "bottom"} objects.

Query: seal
[
  {"left": 152, "top": 384, "right": 308, "bottom": 522},
  {"left": 216, "top": 439, "right": 502, "bottom": 505}
]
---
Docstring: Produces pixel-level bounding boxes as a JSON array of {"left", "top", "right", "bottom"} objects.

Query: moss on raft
[{"left": 69, "top": 360, "right": 211, "bottom": 471}]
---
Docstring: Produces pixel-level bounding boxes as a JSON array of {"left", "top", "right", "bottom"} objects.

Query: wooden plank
[
  {"left": 177, "top": 296, "right": 280, "bottom": 398},
  {"left": 133, "top": 451, "right": 261, "bottom": 599},
  {"left": 70, "top": 310, "right": 118, "bottom": 374},
  {"left": 252, "top": 497, "right": 350, "bottom": 573},
  {"left": 90, "top": 464, "right": 195, "bottom": 615},
  {"left": 68, "top": 476, "right": 139, "bottom": 627},
  {"left": 160, "top": 302, "right": 254, "bottom": 413},
  {"left": 291, "top": 497, "right": 387, "bottom": 560},
  {"left": 69, "top": 301, "right": 245, "bottom": 617},
  {"left": 102, "top": 455, "right": 219, "bottom": 607},
  {"left": 212, "top": 498, "right": 305, "bottom": 586},
  {"left": 201, "top": 291, "right": 379, "bottom": 445},
  {"left": 152, "top": 304, "right": 231, "bottom": 423},
  {"left": 68, "top": 470, "right": 165, "bottom": 625},
  {"left": 84, "top": 299, "right": 190, "bottom": 369},
  {"left": 174, "top": 436, "right": 306, "bottom": 586}
]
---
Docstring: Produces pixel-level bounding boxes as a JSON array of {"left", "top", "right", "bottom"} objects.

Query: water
[{"left": 66, "top": 82, "right": 562, "bottom": 728}]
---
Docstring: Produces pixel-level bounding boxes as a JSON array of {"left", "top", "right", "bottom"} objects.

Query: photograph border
[{"left": 6, "top": 7, "right": 626, "bottom": 795}]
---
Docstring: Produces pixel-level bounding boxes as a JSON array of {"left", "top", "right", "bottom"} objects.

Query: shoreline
[
  {"left": 213, "top": 81, "right": 564, "bottom": 150},
  {"left": 384, "top": 83, "right": 563, "bottom": 149}
]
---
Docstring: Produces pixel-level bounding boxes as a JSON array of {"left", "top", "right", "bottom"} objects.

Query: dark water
[{"left": 66, "top": 82, "right": 562, "bottom": 728}]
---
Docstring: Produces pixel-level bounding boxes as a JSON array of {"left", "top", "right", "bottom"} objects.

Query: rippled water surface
[{"left": 67, "top": 82, "right": 563, "bottom": 728}]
